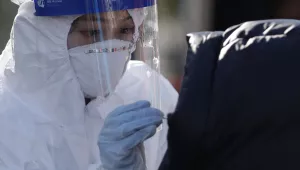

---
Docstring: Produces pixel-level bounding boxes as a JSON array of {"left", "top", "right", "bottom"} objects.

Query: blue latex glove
[{"left": 98, "top": 100, "right": 163, "bottom": 170}]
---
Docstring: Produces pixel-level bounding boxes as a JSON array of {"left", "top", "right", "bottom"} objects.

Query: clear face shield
[
  {"left": 10, "top": 0, "right": 162, "bottom": 105},
  {"left": 68, "top": 10, "right": 136, "bottom": 97},
  {"left": 63, "top": 1, "right": 160, "bottom": 109}
]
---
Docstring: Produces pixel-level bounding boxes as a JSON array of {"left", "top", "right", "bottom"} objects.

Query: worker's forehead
[{"left": 77, "top": 10, "right": 131, "bottom": 22}]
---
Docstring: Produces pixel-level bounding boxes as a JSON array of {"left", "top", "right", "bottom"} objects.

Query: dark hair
[{"left": 69, "top": 16, "right": 82, "bottom": 34}]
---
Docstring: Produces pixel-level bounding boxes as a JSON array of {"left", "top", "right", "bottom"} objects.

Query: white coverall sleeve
[
  {"left": 84, "top": 61, "right": 178, "bottom": 170},
  {"left": 113, "top": 61, "right": 179, "bottom": 170}
]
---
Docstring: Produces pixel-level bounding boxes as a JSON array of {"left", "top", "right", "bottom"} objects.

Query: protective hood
[
  {"left": 0, "top": 1, "right": 90, "bottom": 170},
  {"left": 2, "top": 1, "right": 82, "bottom": 121}
]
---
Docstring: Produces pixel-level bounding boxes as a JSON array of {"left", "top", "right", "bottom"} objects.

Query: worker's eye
[
  {"left": 88, "top": 30, "right": 101, "bottom": 37},
  {"left": 120, "top": 27, "right": 134, "bottom": 34},
  {"left": 80, "top": 30, "right": 101, "bottom": 38}
]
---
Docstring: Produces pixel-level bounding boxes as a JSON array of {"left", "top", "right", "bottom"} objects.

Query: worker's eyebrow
[
  {"left": 69, "top": 14, "right": 133, "bottom": 33},
  {"left": 84, "top": 15, "right": 132, "bottom": 22}
]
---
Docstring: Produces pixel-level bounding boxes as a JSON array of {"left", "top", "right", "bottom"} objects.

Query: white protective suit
[{"left": 0, "top": 1, "right": 178, "bottom": 170}]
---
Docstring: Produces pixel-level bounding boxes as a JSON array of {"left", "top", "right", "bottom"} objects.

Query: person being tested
[{"left": 0, "top": 0, "right": 178, "bottom": 169}]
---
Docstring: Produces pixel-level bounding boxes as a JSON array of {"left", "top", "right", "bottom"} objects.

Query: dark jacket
[{"left": 159, "top": 19, "right": 300, "bottom": 170}]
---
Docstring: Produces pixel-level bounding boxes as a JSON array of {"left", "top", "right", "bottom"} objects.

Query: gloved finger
[
  {"left": 120, "top": 115, "right": 163, "bottom": 138},
  {"left": 121, "top": 125, "right": 157, "bottom": 152},
  {"left": 108, "top": 107, "right": 164, "bottom": 127},
  {"left": 101, "top": 115, "right": 162, "bottom": 140},
  {"left": 108, "top": 100, "right": 151, "bottom": 118}
]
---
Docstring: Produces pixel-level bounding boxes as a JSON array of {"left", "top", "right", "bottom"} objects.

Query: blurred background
[{"left": 1, "top": 0, "right": 300, "bottom": 91}]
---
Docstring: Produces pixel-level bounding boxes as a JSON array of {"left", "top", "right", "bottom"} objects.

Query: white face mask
[{"left": 69, "top": 39, "right": 133, "bottom": 98}]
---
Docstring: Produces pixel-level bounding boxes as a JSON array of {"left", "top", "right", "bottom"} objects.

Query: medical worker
[{"left": 0, "top": 0, "right": 178, "bottom": 170}]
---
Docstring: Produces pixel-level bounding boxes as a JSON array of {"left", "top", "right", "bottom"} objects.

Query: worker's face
[{"left": 67, "top": 10, "right": 135, "bottom": 49}]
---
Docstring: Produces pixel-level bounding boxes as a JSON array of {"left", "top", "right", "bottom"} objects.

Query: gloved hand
[{"left": 98, "top": 100, "right": 163, "bottom": 170}]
